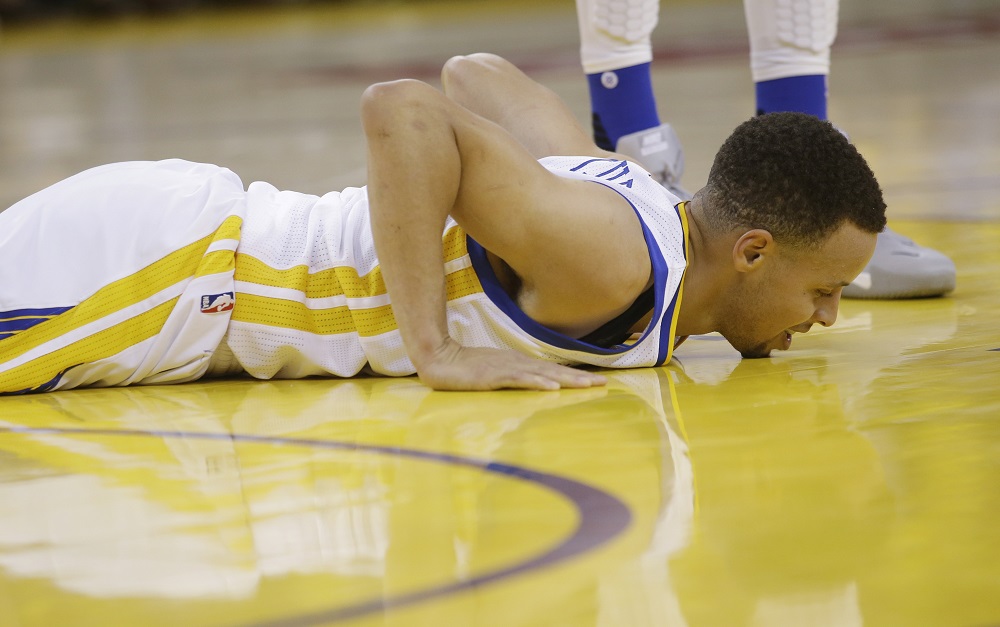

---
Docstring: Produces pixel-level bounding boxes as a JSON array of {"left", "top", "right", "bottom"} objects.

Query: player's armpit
[{"left": 445, "top": 108, "right": 652, "bottom": 337}]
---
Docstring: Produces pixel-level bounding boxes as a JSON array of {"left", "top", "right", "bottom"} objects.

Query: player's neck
[{"left": 675, "top": 198, "right": 731, "bottom": 338}]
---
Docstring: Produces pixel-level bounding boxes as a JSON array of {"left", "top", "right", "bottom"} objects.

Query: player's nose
[{"left": 812, "top": 291, "right": 841, "bottom": 327}]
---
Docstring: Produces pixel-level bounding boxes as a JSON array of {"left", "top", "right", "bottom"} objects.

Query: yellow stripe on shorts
[
  {"left": 0, "top": 299, "right": 179, "bottom": 392},
  {"left": 0, "top": 215, "right": 242, "bottom": 392}
]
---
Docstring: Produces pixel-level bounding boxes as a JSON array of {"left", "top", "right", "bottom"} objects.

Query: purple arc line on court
[{"left": 0, "top": 425, "right": 632, "bottom": 626}]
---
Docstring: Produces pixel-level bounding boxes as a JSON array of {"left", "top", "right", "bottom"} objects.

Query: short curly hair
[{"left": 700, "top": 112, "right": 887, "bottom": 248}]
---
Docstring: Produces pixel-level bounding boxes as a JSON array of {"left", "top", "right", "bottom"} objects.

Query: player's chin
[
  {"left": 737, "top": 332, "right": 790, "bottom": 359},
  {"left": 739, "top": 346, "right": 773, "bottom": 359}
]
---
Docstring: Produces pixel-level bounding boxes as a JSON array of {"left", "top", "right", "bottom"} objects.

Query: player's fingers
[
  {"left": 491, "top": 370, "right": 558, "bottom": 391},
  {"left": 535, "top": 363, "right": 606, "bottom": 388},
  {"left": 501, "top": 365, "right": 604, "bottom": 390}
]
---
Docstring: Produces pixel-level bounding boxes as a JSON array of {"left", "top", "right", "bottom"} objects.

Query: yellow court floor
[{"left": 1, "top": 0, "right": 999, "bottom": 625}]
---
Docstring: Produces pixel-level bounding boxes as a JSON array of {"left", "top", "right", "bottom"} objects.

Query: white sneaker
[
  {"left": 843, "top": 227, "right": 956, "bottom": 299},
  {"left": 614, "top": 123, "right": 692, "bottom": 201}
]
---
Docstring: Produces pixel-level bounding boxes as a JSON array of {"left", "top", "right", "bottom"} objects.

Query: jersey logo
[
  {"left": 569, "top": 158, "right": 634, "bottom": 188},
  {"left": 200, "top": 292, "right": 235, "bottom": 314}
]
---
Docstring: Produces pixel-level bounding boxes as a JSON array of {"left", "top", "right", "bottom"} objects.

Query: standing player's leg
[
  {"left": 744, "top": 0, "right": 955, "bottom": 298},
  {"left": 744, "top": 0, "right": 834, "bottom": 119},
  {"left": 574, "top": 0, "right": 688, "bottom": 198}
]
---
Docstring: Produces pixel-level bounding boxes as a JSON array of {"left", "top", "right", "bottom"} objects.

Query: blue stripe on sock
[
  {"left": 586, "top": 62, "right": 661, "bottom": 149},
  {"left": 755, "top": 74, "right": 828, "bottom": 119}
]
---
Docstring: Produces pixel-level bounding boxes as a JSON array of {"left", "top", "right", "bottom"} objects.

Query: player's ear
[{"left": 732, "top": 229, "right": 774, "bottom": 273}]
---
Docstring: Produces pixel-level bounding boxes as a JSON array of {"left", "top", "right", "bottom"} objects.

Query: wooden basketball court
[{"left": 1, "top": 0, "right": 998, "bottom": 624}]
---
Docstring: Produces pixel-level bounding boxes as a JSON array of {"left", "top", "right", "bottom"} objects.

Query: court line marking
[{"left": 0, "top": 425, "right": 632, "bottom": 626}]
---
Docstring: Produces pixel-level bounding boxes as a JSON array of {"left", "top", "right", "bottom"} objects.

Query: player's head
[
  {"left": 697, "top": 112, "right": 887, "bottom": 358},
  {"left": 702, "top": 112, "right": 886, "bottom": 247}
]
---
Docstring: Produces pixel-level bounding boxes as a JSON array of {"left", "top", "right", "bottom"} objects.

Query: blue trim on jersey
[
  {"left": 585, "top": 177, "right": 676, "bottom": 366},
  {"left": 644, "top": 211, "right": 673, "bottom": 366},
  {"left": 655, "top": 204, "right": 689, "bottom": 366},
  {"left": 466, "top": 238, "right": 622, "bottom": 355},
  {"left": 0, "top": 306, "right": 73, "bottom": 337},
  {"left": 465, "top": 180, "right": 675, "bottom": 359}
]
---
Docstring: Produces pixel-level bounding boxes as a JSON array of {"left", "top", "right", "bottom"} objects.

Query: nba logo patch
[{"left": 200, "top": 292, "right": 235, "bottom": 314}]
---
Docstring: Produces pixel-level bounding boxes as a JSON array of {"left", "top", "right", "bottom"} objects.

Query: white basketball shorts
[{"left": 0, "top": 160, "right": 246, "bottom": 393}]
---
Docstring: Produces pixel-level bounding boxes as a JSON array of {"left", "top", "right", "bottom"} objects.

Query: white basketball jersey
[{"left": 215, "top": 156, "right": 689, "bottom": 380}]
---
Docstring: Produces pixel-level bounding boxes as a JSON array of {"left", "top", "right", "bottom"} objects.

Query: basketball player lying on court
[{"left": 0, "top": 53, "right": 886, "bottom": 394}]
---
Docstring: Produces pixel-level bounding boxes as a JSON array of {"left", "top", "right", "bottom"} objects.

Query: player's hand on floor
[{"left": 416, "top": 339, "right": 607, "bottom": 391}]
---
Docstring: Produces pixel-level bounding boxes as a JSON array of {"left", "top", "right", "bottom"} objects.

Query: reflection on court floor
[
  {"left": 2, "top": 259, "right": 998, "bottom": 625},
  {"left": 1, "top": 0, "right": 999, "bottom": 625}
]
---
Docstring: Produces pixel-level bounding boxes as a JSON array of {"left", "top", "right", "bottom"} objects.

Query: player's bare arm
[{"left": 361, "top": 78, "right": 650, "bottom": 391}]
